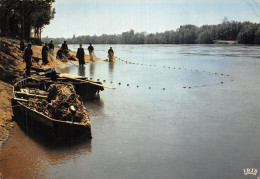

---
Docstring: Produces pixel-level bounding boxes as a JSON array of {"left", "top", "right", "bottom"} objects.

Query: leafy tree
[
  {"left": 42, "top": 21, "right": 260, "bottom": 45},
  {"left": 197, "top": 30, "right": 214, "bottom": 44},
  {"left": 237, "top": 22, "right": 258, "bottom": 44},
  {"left": 196, "top": 25, "right": 215, "bottom": 44},
  {"left": 0, "top": 0, "right": 55, "bottom": 40},
  {"left": 254, "top": 26, "right": 260, "bottom": 44},
  {"left": 177, "top": 25, "right": 198, "bottom": 44}
]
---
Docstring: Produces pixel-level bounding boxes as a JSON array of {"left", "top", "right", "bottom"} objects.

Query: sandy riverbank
[
  {"left": 0, "top": 81, "right": 14, "bottom": 148},
  {"left": 31, "top": 45, "right": 100, "bottom": 68},
  {"left": 0, "top": 38, "right": 100, "bottom": 149}
]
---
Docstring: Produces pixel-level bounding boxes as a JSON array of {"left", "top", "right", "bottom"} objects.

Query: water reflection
[
  {"left": 84, "top": 99, "right": 105, "bottom": 116},
  {"left": 0, "top": 123, "right": 92, "bottom": 179},
  {"left": 12, "top": 110, "right": 92, "bottom": 149},
  {"left": 78, "top": 66, "right": 86, "bottom": 77},
  {"left": 108, "top": 62, "right": 115, "bottom": 82},
  {"left": 89, "top": 63, "right": 95, "bottom": 77},
  {"left": 108, "top": 62, "right": 115, "bottom": 73},
  {"left": 58, "top": 66, "right": 71, "bottom": 74}
]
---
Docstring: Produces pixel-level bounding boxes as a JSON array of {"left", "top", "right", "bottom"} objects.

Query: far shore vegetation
[
  {"left": 43, "top": 21, "right": 260, "bottom": 45},
  {"left": 0, "top": 0, "right": 55, "bottom": 44},
  {"left": 1, "top": 0, "right": 259, "bottom": 45}
]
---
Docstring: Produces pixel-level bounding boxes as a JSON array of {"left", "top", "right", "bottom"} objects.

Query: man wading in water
[
  {"left": 108, "top": 47, "right": 115, "bottom": 62},
  {"left": 88, "top": 43, "right": 94, "bottom": 61},
  {"left": 76, "top": 44, "right": 85, "bottom": 67}
]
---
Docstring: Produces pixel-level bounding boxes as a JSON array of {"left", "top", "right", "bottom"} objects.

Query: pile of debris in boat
[
  {"left": 13, "top": 77, "right": 92, "bottom": 138},
  {"left": 17, "top": 82, "right": 88, "bottom": 123}
]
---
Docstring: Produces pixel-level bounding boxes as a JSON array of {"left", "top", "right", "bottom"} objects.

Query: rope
[
  {"left": 115, "top": 56, "right": 231, "bottom": 77},
  {"left": 84, "top": 77, "right": 226, "bottom": 91},
  {"left": 77, "top": 56, "right": 231, "bottom": 90}
]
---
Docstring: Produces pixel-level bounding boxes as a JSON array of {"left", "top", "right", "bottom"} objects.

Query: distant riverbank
[
  {"left": 42, "top": 21, "right": 260, "bottom": 45},
  {"left": 213, "top": 40, "right": 238, "bottom": 44}
]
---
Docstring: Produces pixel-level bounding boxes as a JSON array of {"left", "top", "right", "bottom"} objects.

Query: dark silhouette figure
[
  {"left": 76, "top": 44, "right": 85, "bottom": 67},
  {"left": 24, "top": 44, "right": 33, "bottom": 76},
  {"left": 61, "top": 41, "right": 69, "bottom": 56},
  {"left": 48, "top": 40, "right": 54, "bottom": 56},
  {"left": 107, "top": 47, "right": 115, "bottom": 62},
  {"left": 42, "top": 43, "right": 49, "bottom": 65},
  {"left": 20, "top": 40, "right": 25, "bottom": 51},
  {"left": 88, "top": 43, "right": 94, "bottom": 61}
]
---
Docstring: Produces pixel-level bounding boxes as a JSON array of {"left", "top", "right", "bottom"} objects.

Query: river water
[{"left": 1, "top": 44, "right": 260, "bottom": 179}]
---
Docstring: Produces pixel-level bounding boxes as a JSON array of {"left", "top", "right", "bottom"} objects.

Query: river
[{"left": 1, "top": 44, "right": 260, "bottom": 179}]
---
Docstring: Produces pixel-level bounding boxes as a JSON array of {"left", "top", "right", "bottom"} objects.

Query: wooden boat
[
  {"left": 12, "top": 77, "right": 92, "bottom": 138},
  {"left": 30, "top": 67, "right": 115, "bottom": 100}
]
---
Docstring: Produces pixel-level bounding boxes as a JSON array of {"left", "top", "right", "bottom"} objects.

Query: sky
[{"left": 42, "top": 0, "right": 260, "bottom": 38}]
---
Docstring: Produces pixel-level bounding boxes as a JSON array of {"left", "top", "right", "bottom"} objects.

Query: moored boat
[
  {"left": 12, "top": 77, "right": 92, "bottom": 138},
  {"left": 31, "top": 67, "right": 114, "bottom": 100}
]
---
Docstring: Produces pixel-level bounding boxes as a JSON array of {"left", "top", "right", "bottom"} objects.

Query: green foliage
[
  {"left": 254, "top": 27, "right": 260, "bottom": 44},
  {"left": 0, "top": 0, "right": 55, "bottom": 40},
  {"left": 176, "top": 25, "right": 198, "bottom": 44},
  {"left": 196, "top": 25, "right": 215, "bottom": 44},
  {"left": 42, "top": 20, "right": 260, "bottom": 45},
  {"left": 237, "top": 22, "right": 258, "bottom": 44}
]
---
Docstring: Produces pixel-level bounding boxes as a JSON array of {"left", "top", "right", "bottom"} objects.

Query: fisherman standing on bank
[
  {"left": 20, "top": 40, "right": 25, "bottom": 51},
  {"left": 88, "top": 43, "right": 94, "bottom": 61},
  {"left": 61, "top": 41, "right": 69, "bottom": 56},
  {"left": 76, "top": 44, "right": 85, "bottom": 67},
  {"left": 48, "top": 40, "right": 54, "bottom": 56},
  {"left": 42, "top": 43, "right": 49, "bottom": 65},
  {"left": 23, "top": 44, "right": 33, "bottom": 77},
  {"left": 107, "top": 47, "right": 115, "bottom": 62}
]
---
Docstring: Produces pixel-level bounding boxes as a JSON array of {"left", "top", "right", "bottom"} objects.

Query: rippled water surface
[{"left": 1, "top": 44, "right": 260, "bottom": 179}]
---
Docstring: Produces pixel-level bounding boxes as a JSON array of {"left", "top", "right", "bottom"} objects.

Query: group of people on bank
[
  {"left": 20, "top": 40, "right": 115, "bottom": 76},
  {"left": 76, "top": 43, "right": 115, "bottom": 66},
  {"left": 76, "top": 43, "right": 95, "bottom": 67}
]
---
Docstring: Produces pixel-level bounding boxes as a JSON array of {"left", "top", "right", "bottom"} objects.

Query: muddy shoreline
[
  {"left": 0, "top": 81, "right": 14, "bottom": 149},
  {"left": 0, "top": 38, "right": 99, "bottom": 150}
]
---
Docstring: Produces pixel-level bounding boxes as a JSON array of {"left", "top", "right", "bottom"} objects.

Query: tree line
[
  {"left": 43, "top": 21, "right": 260, "bottom": 45},
  {"left": 0, "top": 0, "right": 55, "bottom": 41}
]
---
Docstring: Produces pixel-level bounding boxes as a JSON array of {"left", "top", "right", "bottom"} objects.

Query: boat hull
[
  {"left": 12, "top": 78, "right": 92, "bottom": 139},
  {"left": 13, "top": 102, "right": 92, "bottom": 138}
]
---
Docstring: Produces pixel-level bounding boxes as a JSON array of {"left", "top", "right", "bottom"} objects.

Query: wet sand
[{"left": 0, "top": 81, "right": 14, "bottom": 148}]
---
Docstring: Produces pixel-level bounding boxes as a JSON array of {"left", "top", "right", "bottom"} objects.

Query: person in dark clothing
[
  {"left": 76, "top": 44, "right": 85, "bottom": 67},
  {"left": 61, "top": 41, "right": 69, "bottom": 56},
  {"left": 20, "top": 40, "right": 25, "bottom": 51},
  {"left": 42, "top": 43, "right": 49, "bottom": 65},
  {"left": 107, "top": 47, "right": 115, "bottom": 62},
  {"left": 56, "top": 49, "right": 63, "bottom": 59},
  {"left": 48, "top": 40, "right": 54, "bottom": 56},
  {"left": 108, "top": 47, "right": 114, "bottom": 54},
  {"left": 23, "top": 44, "right": 33, "bottom": 76},
  {"left": 61, "top": 41, "right": 68, "bottom": 51},
  {"left": 88, "top": 43, "right": 94, "bottom": 61}
]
